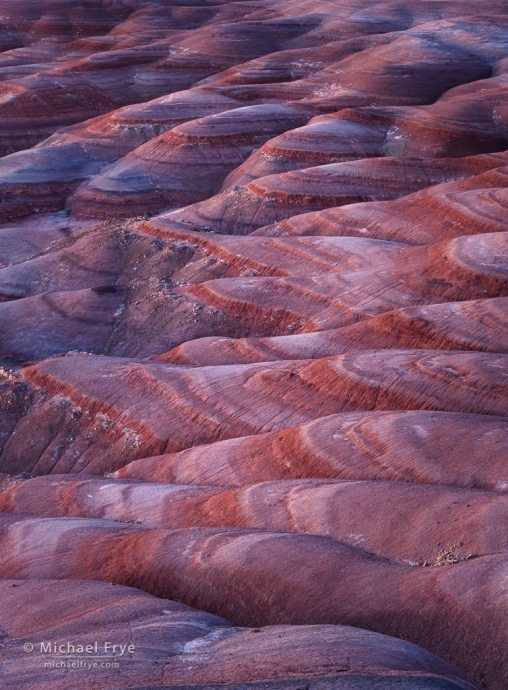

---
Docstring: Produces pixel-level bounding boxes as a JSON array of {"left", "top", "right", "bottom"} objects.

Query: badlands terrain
[{"left": 0, "top": 0, "right": 507, "bottom": 688}]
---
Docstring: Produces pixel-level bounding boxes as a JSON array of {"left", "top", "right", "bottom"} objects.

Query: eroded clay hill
[{"left": 0, "top": 1, "right": 507, "bottom": 689}]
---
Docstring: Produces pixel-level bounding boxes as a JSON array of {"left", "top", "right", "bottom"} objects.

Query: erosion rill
[{"left": 0, "top": 1, "right": 507, "bottom": 689}]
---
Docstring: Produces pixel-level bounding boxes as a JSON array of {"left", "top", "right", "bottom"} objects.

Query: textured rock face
[
  {"left": 0, "top": 1, "right": 507, "bottom": 690},
  {"left": 0, "top": 580, "right": 480, "bottom": 690}
]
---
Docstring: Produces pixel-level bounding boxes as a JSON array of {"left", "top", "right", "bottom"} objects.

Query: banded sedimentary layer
[{"left": 0, "top": 1, "right": 507, "bottom": 689}]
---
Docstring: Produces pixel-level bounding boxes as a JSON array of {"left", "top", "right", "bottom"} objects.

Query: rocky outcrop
[
  {"left": 4, "top": 349, "right": 505, "bottom": 470},
  {"left": 0, "top": 2, "right": 507, "bottom": 689},
  {"left": 155, "top": 155, "right": 508, "bottom": 235},
  {"left": 114, "top": 410, "right": 508, "bottom": 493},
  {"left": 70, "top": 104, "right": 314, "bottom": 218},
  {"left": 0, "top": 578, "right": 479, "bottom": 689},
  {"left": 1, "top": 230, "right": 505, "bottom": 360},
  {"left": 0, "top": 513, "right": 503, "bottom": 687},
  {"left": 163, "top": 296, "right": 508, "bottom": 364},
  {"left": 225, "top": 71, "right": 508, "bottom": 186},
  {"left": 2, "top": 474, "right": 507, "bottom": 564}
]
